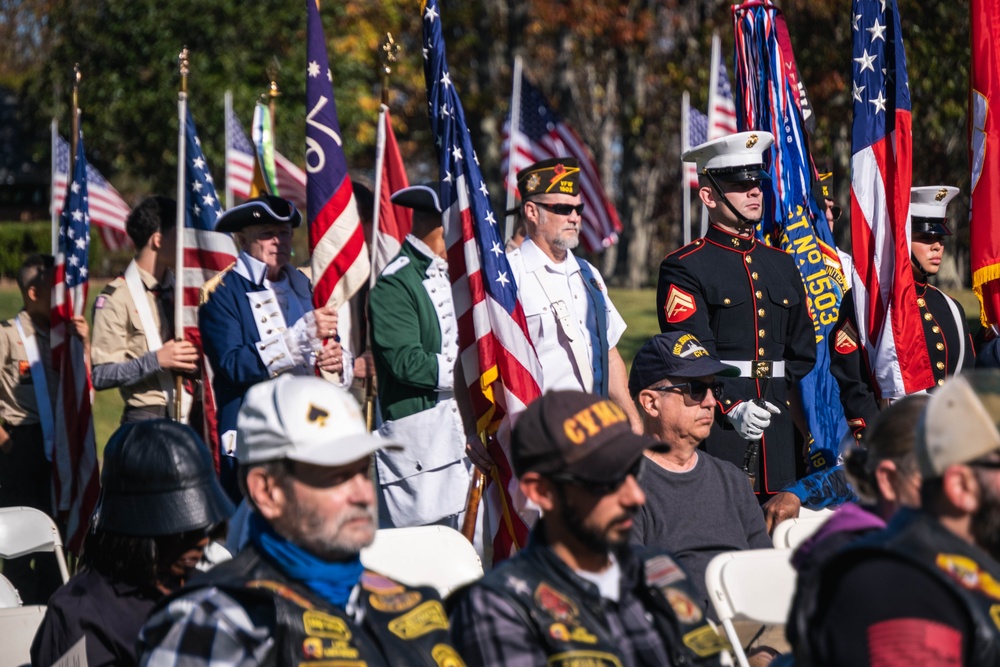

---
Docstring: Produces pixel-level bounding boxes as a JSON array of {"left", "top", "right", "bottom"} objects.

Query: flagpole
[
  {"left": 51, "top": 118, "right": 59, "bottom": 254},
  {"left": 224, "top": 90, "right": 234, "bottom": 210},
  {"left": 504, "top": 55, "right": 523, "bottom": 244},
  {"left": 268, "top": 58, "right": 280, "bottom": 154},
  {"left": 174, "top": 48, "right": 189, "bottom": 422},
  {"left": 703, "top": 33, "right": 722, "bottom": 237},
  {"left": 369, "top": 33, "right": 399, "bottom": 292},
  {"left": 681, "top": 91, "right": 691, "bottom": 246},
  {"left": 70, "top": 65, "right": 80, "bottom": 166}
]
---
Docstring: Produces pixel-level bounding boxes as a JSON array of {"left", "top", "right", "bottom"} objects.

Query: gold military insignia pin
[
  {"left": 307, "top": 404, "right": 330, "bottom": 427},
  {"left": 746, "top": 134, "right": 759, "bottom": 148},
  {"left": 526, "top": 173, "right": 541, "bottom": 192},
  {"left": 935, "top": 188, "right": 948, "bottom": 201}
]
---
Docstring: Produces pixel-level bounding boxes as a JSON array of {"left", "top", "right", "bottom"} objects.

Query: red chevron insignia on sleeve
[{"left": 664, "top": 285, "right": 696, "bottom": 323}]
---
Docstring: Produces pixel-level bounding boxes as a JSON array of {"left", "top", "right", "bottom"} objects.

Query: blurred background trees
[{"left": 0, "top": 0, "right": 971, "bottom": 287}]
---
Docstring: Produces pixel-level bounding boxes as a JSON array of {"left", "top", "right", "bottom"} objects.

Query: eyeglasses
[
  {"left": 531, "top": 201, "right": 586, "bottom": 217},
  {"left": 549, "top": 457, "right": 645, "bottom": 496},
  {"left": 968, "top": 458, "right": 1000, "bottom": 471},
  {"left": 650, "top": 380, "right": 723, "bottom": 402},
  {"left": 831, "top": 205, "right": 843, "bottom": 221}
]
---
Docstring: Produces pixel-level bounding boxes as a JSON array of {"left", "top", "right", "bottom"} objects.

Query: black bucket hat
[{"left": 94, "top": 420, "right": 235, "bottom": 536}]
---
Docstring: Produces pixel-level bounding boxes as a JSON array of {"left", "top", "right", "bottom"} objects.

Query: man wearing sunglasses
[
  {"left": 507, "top": 158, "right": 641, "bottom": 432},
  {"left": 451, "top": 390, "right": 727, "bottom": 666},
  {"left": 200, "top": 195, "right": 345, "bottom": 500},
  {"left": 793, "top": 372, "right": 1000, "bottom": 665},
  {"left": 657, "top": 132, "right": 816, "bottom": 500},
  {"left": 813, "top": 171, "right": 853, "bottom": 281},
  {"left": 628, "top": 332, "right": 771, "bottom": 613}
]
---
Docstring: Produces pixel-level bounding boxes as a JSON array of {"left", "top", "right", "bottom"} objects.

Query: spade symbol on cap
[{"left": 307, "top": 404, "right": 330, "bottom": 427}]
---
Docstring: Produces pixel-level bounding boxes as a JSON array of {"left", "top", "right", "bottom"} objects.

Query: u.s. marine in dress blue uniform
[{"left": 656, "top": 132, "right": 816, "bottom": 496}]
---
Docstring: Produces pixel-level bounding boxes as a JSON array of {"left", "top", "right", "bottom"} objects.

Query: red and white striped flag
[
  {"left": 51, "top": 123, "right": 100, "bottom": 555},
  {"left": 707, "top": 32, "right": 739, "bottom": 140},
  {"left": 424, "top": 0, "right": 543, "bottom": 560},
  {"left": 306, "top": 0, "right": 369, "bottom": 310},
  {"left": 684, "top": 105, "right": 709, "bottom": 189},
  {"left": 225, "top": 105, "right": 308, "bottom": 213},
  {"left": 849, "top": 0, "right": 932, "bottom": 398},
  {"left": 371, "top": 106, "right": 413, "bottom": 278},
  {"left": 501, "top": 71, "right": 621, "bottom": 252},
  {"left": 52, "top": 134, "right": 131, "bottom": 252}
]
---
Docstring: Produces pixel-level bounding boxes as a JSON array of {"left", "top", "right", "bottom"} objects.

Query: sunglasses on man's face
[
  {"left": 549, "top": 457, "right": 645, "bottom": 496},
  {"left": 650, "top": 380, "right": 724, "bottom": 402},
  {"left": 831, "top": 205, "right": 843, "bottom": 222},
  {"left": 531, "top": 201, "right": 586, "bottom": 217}
]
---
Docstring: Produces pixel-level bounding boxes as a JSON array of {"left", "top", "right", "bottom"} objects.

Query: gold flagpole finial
[
  {"left": 178, "top": 47, "right": 190, "bottom": 94},
  {"left": 380, "top": 32, "right": 401, "bottom": 105},
  {"left": 267, "top": 56, "right": 281, "bottom": 143},
  {"left": 70, "top": 64, "right": 81, "bottom": 163}
]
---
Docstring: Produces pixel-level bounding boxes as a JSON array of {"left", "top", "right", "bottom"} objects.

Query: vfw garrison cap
[
  {"left": 911, "top": 186, "right": 959, "bottom": 236},
  {"left": 516, "top": 157, "right": 581, "bottom": 200},
  {"left": 683, "top": 131, "right": 775, "bottom": 183}
]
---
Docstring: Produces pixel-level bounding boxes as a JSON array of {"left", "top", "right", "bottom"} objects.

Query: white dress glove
[{"left": 725, "top": 400, "right": 781, "bottom": 440}]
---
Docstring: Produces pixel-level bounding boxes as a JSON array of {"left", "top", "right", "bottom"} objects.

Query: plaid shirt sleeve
[
  {"left": 450, "top": 585, "right": 546, "bottom": 667},
  {"left": 137, "top": 587, "right": 273, "bottom": 667}
]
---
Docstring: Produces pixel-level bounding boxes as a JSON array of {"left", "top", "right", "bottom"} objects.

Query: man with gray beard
[
  {"left": 792, "top": 371, "right": 1000, "bottom": 666},
  {"left": 506, "top": 157, "right": 640, "bottom": 431},
  {"left": 138, "top": 375, "right": 466, "bottom": 667}
]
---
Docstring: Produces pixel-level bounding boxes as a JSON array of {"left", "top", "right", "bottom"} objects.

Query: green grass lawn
[{"left": 0, "top": 283, "right": 982, "bottom": 462}]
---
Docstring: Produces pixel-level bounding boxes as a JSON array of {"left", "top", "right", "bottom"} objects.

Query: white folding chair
[
  {"left": 705, "top": 549, "right": 798, "bottom": 667},
  {"left": 361, "top": 525, "right": 483, "bottom": 598},
  {"left": 0, "top": 573, "right": 22, "bottom": 608},
  {"left": 796, "top": 507, "right": 834, "bottom": 520},
  {"left": 0, "top": 507, "right": 71, "bottom": 585},
  {"left": 0, "top": 605, "right": 46, "bottom": 667},
  {"left": 771, "top": 516, "right": 829, "bottom": 550}
]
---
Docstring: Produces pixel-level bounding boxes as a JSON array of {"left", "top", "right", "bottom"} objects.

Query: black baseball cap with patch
[
  {"left": 512, "top": 390, "right": 666, "bottom": 484},
  {"left": 516, "top": 157, "right": 581, "bottom": 201},
  {"left": 628, "top": 332, "right": 739, "bottom": 398},
  {"left": 812, "top": 171, "right": 834, "bottom": 206},
  {"left": 216, "top": 195, "right": 302, "bottom": 233}
]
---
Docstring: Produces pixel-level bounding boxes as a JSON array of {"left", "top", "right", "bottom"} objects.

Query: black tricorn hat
[
  {"left": 215, "top": 195, "right": 302, "bottom": 233},
  {"left": 390, "top": 183, "right": 443, "bottom": 214}
]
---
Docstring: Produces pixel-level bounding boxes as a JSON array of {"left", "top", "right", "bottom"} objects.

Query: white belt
[{"left": 720, "top": 360, "right": 785, "bottom": 379}]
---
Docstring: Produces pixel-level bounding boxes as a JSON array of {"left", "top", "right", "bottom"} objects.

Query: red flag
[
  {"left": 971, "top": 0, "right": 1000, "bottom": 327},
  {"left": 372, "top": 107, "right": 413, "bottom": 277}
]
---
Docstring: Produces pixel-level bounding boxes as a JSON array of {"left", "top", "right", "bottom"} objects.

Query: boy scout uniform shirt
[
  {"left": 0, "top": 311, "right": 55, "bottom": 426},
  {"left": 507, "top": 238, "right": 626, "bottom": 393},
  {"left": 91, "top": 267, "right": 174, "bottom": 410}
]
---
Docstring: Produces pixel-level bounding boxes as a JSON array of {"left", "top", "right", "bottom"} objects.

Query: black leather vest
[
  {"left": 189, "top": 546, "right": 465, "bottom": 667},
  {"left": 796, "top": 509, "right": 1000, "bottom": 666},
  {"left": 475, "top": 541, "right": 727, "bottom": 666}
]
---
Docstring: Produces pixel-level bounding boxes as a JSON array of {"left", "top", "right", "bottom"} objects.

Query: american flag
[
  {"left": 423, "top": 0, "right": 542, "bottom": 559},
  {"left": 225, "top": 105, "right": 307, "bottom": 213},
  {"left": 52, "top": 135, "right": 131, "bottom": 252},
  {"left": 849, "top": 0, "right": 932, "bottom": 397},
  {"left": 708, "top": 34, "right": 739, "bottom": 140},
  {"left": 181, "top": 107, "right": 238, "bottom": 460},
  {"left": 372, "top": 106, "right": 412, "bottom": 278},
  {"left": 684, "top": 106, "right": 709, "bottom": 189},
  {"left": 306, "top": 0, "right": 369, "bottom": 310},
  {"left": 501, "top": 72, "right": 621, "bottom": 252},
  {"left": 51, "top": 125, "right": 100, "bottom": 555}
]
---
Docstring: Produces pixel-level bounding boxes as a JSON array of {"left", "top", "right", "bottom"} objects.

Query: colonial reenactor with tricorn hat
[
  {"left": 506, "top": 157, "right": 642, "bottom": 432},
  {"left": 656, "top": 131, "right": 817, "bottom": 501},
  {"left": 829, "top": 185, "right": 975, "bottom": 445}
]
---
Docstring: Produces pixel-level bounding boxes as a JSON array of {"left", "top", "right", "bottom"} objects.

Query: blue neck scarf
[{"left": 248, "top": 513, "right": 364, "bottom": 609}]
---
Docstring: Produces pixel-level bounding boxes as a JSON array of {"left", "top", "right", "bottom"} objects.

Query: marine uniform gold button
[
  {"left": 938, "top": 379, "right": 945, "bottom": 386},
  {"left": 924, "top": 313, "right": 933, "bottom": 321},
  {"left": 758, "top": 347, "right": 765, "bottom": 355},
  {"left": 746, "top": 256, "right": 753, "bottom": 264},
  {"left": 936, "top": 361, "right": 945, "bottom": 370},
  {"left": 756, "top": 290, "right": 763, "bottom": 299},
  {"left": 917, "top": 298, "right": 926, "bottom": 307},
  {"left": 936, "top": 342, "right": 944, "bottom": 351},
  {"left": 932, "top": 326, "right": 940, "bottom": 334},
  {"left": 724, "top": 298, "right": 731, "bottom": 305},
  {"left": 758, "top": 329, "right": 766, "bottom": 338},
  {"left": 783, "top": 299, "right": 789, "bottom": 305},
  {"left": 758, "top": 309, "right": 766, "bottom": 317},
  {"left": 752, "top": 272, "right": 759, "bottom": 280}
]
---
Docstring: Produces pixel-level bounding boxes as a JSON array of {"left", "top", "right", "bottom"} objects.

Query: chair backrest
[
  {"left": 0, "top": 605, "right": 47, "bottom": 667},
  {"left": 361, "top": 526, "right": 483, "bottom": 598},
  {"left": 772, "top": 517, "right": 829, "bottom": 550},
  {"left": 705, "top": 549, "right": 797, "bottom": 625},
  {"left": 0, "top": 574, "right": 21, "bottom": 609},
  {"left": 797, "top": 507, "right": 834, "bottom": 520},
  {"left": 0, "top": 507, "right": 70, "bottom": 584}
]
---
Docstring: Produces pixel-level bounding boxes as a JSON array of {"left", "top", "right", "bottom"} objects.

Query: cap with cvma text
[{"left": 237, "top": 375, "right": 401, "bottom": 466}]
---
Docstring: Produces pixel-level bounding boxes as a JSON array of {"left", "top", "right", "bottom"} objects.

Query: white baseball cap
[
  {"left": 237, "top": 375, "right": 401, "bottom": 466},
  {"left": 916, "top": 372, "right": 1000, "bottom": 478}
]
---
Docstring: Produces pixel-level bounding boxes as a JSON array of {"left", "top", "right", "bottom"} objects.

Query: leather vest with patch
[
  {"left": 191, "top": 546, "right": 465, "bottom": 667},
  {"left": 475, "top": 540, "right": 726, "bottom": 666},
  {"left": 799, "top": 509, "right": 1000, "bottom": 666}
]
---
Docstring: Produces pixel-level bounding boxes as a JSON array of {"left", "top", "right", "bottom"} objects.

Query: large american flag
[
  {"left": 501, "top": 72, "right": 621, "bottom": 252},
  {"left": 52, "top": 135, "right": 131, "bottom": 252},
  {"left": 51, "top": 125, "right": 100, "bottom": 555},
  {"left": 225, "top": 105, "right": 307, "bottom": 213},
  {"left": 306, "top": 0, "right": 369, "bottom": 310},
  {"left": 849, "top": 0, "right": 932, "bottom": 397},
  {"left": 423, "top": 0, "right": 542, "bottom": 559},
  {"left": 684, "top": 106, "right": 709, "bottom": 189},
  {"left": 372, "top": 106, "right": 412, "bottom": 278},
  {"left": 181, "top": 108, "right": 237, "bottom": 460}
]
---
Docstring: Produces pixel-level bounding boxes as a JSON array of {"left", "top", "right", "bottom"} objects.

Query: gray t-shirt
[{"left": 631, "top": 451, "right": 772, "bottom": 608}]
